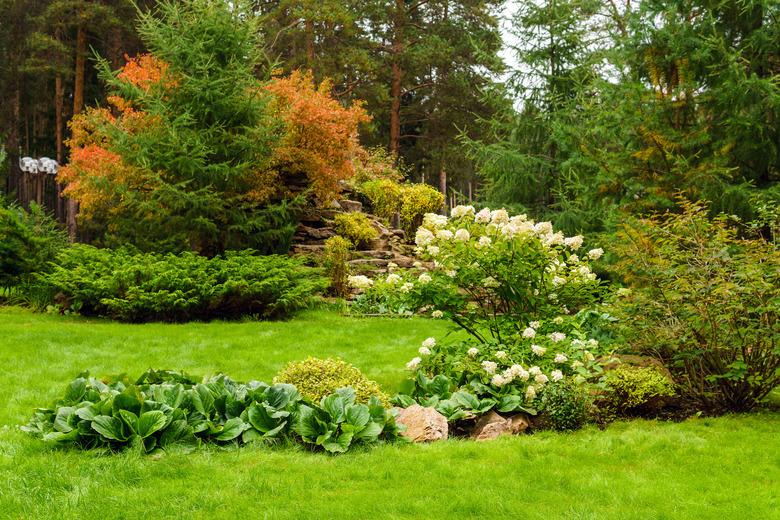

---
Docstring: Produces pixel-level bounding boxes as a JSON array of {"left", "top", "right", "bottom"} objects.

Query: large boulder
[
  {"left": 396, "top": 404, "right": 448, "bottom": 442},
  {"left": 470, "top": 411, "right": 530, "bottom": 441}
]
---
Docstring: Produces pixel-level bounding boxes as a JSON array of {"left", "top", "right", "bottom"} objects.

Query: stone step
[
  {"left": 355, "top": 249, "right": 395, "bottom": 260},
  {"left": 338, "top": 199, "right": 363, "bottom": 213},
  {"left": 291, "top": 244, "right": 325, "bottom": 254},
  {"left": 348, "top": 258, "right": 391, "bottom": 267}
]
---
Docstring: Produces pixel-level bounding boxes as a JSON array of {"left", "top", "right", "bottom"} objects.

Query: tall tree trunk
[
  {"left": 305, "top": 19, "right": 315, "bottom": 68},
  {"left": 68, "top": 19, "right": 87, "bottom": 240},
  {"left": 438, "top": 165, "right": 447, "bottom": 213},
  {"left": 389, "top": 0, "right": 404, "bottom": 156},
  {"left": 55, "top": 73, "right": 65, "bottom": 221}
]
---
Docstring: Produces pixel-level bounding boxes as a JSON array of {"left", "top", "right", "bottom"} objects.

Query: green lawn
[{"left": 0, "top": 307, "right": 778, "bottom": 519}]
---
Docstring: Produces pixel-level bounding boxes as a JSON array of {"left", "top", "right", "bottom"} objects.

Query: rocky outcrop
[
  {"left": 395, "top": 404, "right": 448, "bottom": 442},
  {"left": 291, "top": 202, "right": 418, "bottom": 282}
]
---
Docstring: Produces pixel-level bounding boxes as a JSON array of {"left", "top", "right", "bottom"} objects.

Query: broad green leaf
[
  {"left": 118, "top": 409, "right": 139, "bottom": 433},
  {"left": 91, "top": 415, "right": 128, "bottom": 441},
  {"left": 497, "top": 395, "right": 522, "bottom": 413},
  {"left": 354, "top": 420, "right": 383, "bottom": 442},
  {"left": 63, "top": 379, "right": 87, "bottom": 405},
  {"left": 53, "top": 407, "right": 76, "bottom": 433},
  {"left": 321, "top": 394, "right": 346, "bottom": 423},
  {"left": 137, "top": 411, "right": 167, "bottom": 438},
  {"left": 345, "top": 405, "right": 370, "bottom": 428},
  {"left": 215, "top": 417, "right": 248, "bottom": 441}
]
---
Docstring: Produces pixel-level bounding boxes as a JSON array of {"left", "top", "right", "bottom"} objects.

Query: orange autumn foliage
[
  {"left": 265, "top": 71, "right": 371, "bottom": 203},
  {"left": 117, "top": 53, "right": 175, "bottom": 91}
]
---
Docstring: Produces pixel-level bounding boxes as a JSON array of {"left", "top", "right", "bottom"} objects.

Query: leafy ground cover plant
[
  {"left": 274, "top": 357, "right": 389, "bottom": 405},
  {"left": 23, "top": 370, "right": 401, "bottom": 454},
  {"left": 608, "top": 200, "right": 780, "bottom": 412},
  {"left": 36, "top": 245, "right": 326, "bottom": 322}
]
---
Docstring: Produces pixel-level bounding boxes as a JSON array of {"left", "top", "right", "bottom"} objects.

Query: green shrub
[
  {"left": 609, "top": 200, "right": 780, "bottom": 412},
  {"left": 0, "top": 201, "right": 67, "bottom": 290},
  {"left": 359, "top": 179, "right": 403, "bottom": 221},
  {"left": 274, "top": 357, "right": 389, "bottom": 405},
  {"left": 36, "top": 245, "right": 326, "bottom": 322},
  {"left": 539, "top": 380, "right": 590, "bottom": 431},
  {"left": 23, "top": 370, "right": 402, "bottom": 454},
  {"left": 605, "top": 365, "right": 676, "bottom": 414},
  {"left": 333, "top": 212, "right": 378, "bottom": 249},
  {"left": 323, "top": 236, "right": 352, "bottom": 297},
  {"left": 399, "top": 183, "right": 444, "bottom": 238}
]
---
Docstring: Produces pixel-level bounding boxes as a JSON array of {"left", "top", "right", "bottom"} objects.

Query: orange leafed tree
[{"left": 265, "top": 70, "right": 371, "bottom": 203}]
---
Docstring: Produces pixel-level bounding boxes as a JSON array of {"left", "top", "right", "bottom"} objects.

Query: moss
[{"left": 274, "top": 357, "right": 389, "bottom": 405}]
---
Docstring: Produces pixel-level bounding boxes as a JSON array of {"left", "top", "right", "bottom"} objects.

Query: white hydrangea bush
[{"left": 378, "top": 206, "right": 609, "bottom": 413}]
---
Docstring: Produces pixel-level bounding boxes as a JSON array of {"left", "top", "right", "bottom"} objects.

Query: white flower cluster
[{"left": 348, "top": 275, "right": 373, "bottom": 290}]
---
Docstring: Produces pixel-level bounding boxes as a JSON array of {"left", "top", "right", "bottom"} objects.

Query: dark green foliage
[
  {"left": 539, "top": 380, "right": 589, "bottom": 431},
  {"left": 0, "top": 200, "right": 67, "bottom": 290},
  {"left": 609, "top": 201, "right": 780, "bottom": 412},
  {"left": 23, "top": 370, "right": 402, "bottom": 454},
  {"left": 605, "top": 365, "right": 676, "bottom": 416},
  {"left": 36, "top": 245, "right": 326, "bottom": 322},
  {"left": 274, "top": 357, "right": 389, "bottom": 406}
]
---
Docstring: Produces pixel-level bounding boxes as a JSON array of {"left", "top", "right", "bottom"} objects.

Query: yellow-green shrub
[
  {"left": 323, "top": 236, "right": 352, "bottom": 297},
  {"left": 399, "top": 183, "right": 444, "bottom": 237},
  {"left": 274, "top": 357, "right": 389, "bottom": 405},
  {"left": 333, "top": 212, "right": 378, "bottom": 249},
  {"left": 606, "top": 365, "right": 675, "bottom": 412},
  {"left": 359, "top": 179, "right": 403, "bottom": 221}
]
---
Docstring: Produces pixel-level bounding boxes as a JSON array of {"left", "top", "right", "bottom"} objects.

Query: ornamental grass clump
[{"left": 274, "top": 357, "right": 389, "bottom": 406}]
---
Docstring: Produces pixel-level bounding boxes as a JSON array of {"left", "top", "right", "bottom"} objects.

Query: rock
[
  {"left": 396, "top": 404, "right": 448, "bottom": 442},
  {"left": 338, "top": 199, "right": 363, "bottom": 213},
  {"left": 297, "top": 225, "right": 336, "bottom": 241},
  {"left": 509, "top": 414, "right": 530, "bottom": 434},
  {"left": 392, "top": 255, "right": 416, "bottom": 268},
  {"left": 470, "top": 410, "right": 512, "bottom": 441}
]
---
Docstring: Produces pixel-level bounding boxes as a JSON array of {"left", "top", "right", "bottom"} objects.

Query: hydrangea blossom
[
  {"left": 522, "top": 327, "right": 537, "bottom": 339},
  {"left": 423, "top": 213, "right": 449, "bottom": 229},
  {"left": 418, "top": 273, "right": 432, "bottom": 284},
  {"left": 418, "top": 346, "right": 431, "bottom": 355},
  {"left": 436, "top": 229, "right": 454, "bottom": 240},
  {"left": 348, "top": 275, "right": 373, "bottom": 289},
  {"left": 564, "top": 235, "right": 584, "bottom": 250},
  {"left": 406, "top": 357, "right": 421, "bottom": 370},
  {"left": 427, "top": 245, "right": 440, "bottom": 256},
  {"left": 491, "top": 374, "right": 508, "bottom": 387},
  {"left": 467, "top": 347, "right": 479, "bottom": 357},
  {"left": 386, "top": 273, "right": 402, "bottom": 285},
  {"left": 475, "top": 208, "right": 491, "bottom": 223},
  {"left": 549, "top": 332, "right": 566, "bottom": 343},
  {"left": 495, "top": 350, "right": 507, "bottom": 360},
  {"left": 588, "top": 248, "right": 604, "bottom": 260},
  {"left": 482, "top": 276, "right": 500, "bottom": 288},
  {"left": 481, "top": 360, "right": 498, "bottom": 374},
  {"left": 451, "top": 205, "right": 476, "bottom": 218},
  {"left": 454, "top": 228, "right": 470, "bottom": 242},
  {"left": 525, "top": 386, "right": 537, "bottom": 400},
  {"left": 551, "top": 369, "right": 564, "bottom": 381},
  {"left": 490, "top": 209, "right": 509, "bottom": 224},
  {"left": 431, "top": 310, "right": 444, "bottom": 319},
  {"left": 422, "top": 337, "right": 436, "bottom": 349},
  {"left": 534, "top": 373, "right": 549, "bottom": 384},
  {"left": 529, "top": 321, "right": 540, "bottom": 329},
  {"left": 531, "top": 344, "right": 547, "bottom": 356},
  {"left": 415, "top": 228, "right": 435, "bottom": 247},
  {"left": 477, "top": 236, "right": 492, "bottom": 248},
  {"left": 554, "top": 353, "right": 568, "bottom": 363}
]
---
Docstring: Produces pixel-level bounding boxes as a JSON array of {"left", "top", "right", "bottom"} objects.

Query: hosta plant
[
  {"left": 294, "top": 387, "right": 402, "bottom": 454},
  {"left": 23, "top": 370, "right": 400, "bottom": 454}
]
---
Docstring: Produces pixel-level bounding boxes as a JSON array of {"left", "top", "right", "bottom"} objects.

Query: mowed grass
[{"left": 0, "top": 307, "right": 778, "bottom": 520}]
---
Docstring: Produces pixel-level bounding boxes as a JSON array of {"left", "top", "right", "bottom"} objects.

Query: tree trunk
[
  {"left": 438, "top": 165, "right": 447, "bottom": 213},
  {"left": 389, "top": 0, "right": 404, "bottom": 156},
  {"left": 68, "top": 20, "right": 87, "bottom": 240},
  {"left": 305, "top": 19, "right": 315, "bottom": 67}
]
